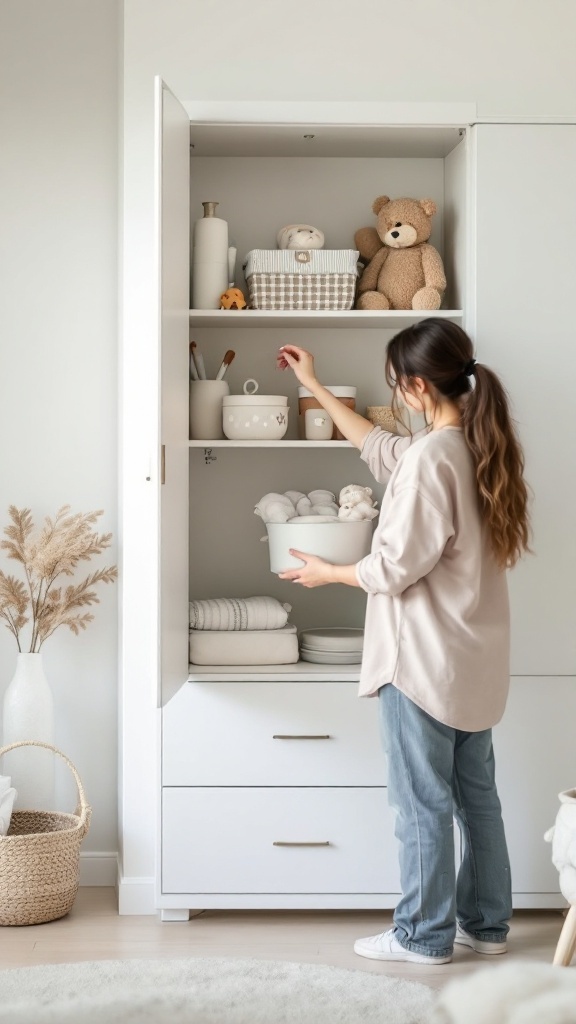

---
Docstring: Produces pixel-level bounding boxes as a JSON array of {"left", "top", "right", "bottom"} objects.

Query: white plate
[
  {"left": 299, "top": 627, "right": 364, "bottom": 652},
  {"left": 300, "top": 649, "right": 363, "bottom": 665},
  {"left": 300, "top": 648, "right": 362, "bottom": 657},
  {"left": 300, "top": 643, "right": 363, "bottom": 652}
]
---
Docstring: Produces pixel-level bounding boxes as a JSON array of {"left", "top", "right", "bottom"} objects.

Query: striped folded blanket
[{"left": 189, "top": 596, "right": 292, "bottom": 631}]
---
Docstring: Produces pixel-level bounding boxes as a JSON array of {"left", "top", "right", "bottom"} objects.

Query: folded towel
[
  {"left": 189, "top": 596, "right": 292, "bottom": 631},
  {"left": 190, "top": 624, "right": 299, "bottom": 665},
  {"left": 255, "top": 490, "right": 339, "bottom": 524},
  {"left": 0, "top": 775, "right": 17, "bottom": 836}
]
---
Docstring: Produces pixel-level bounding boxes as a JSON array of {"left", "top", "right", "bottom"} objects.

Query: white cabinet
[{"left": 119, "top": 85, "right": 575, "bottom": 914}]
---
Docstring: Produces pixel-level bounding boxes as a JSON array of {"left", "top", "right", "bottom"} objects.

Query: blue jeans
[{"left": 379, "top": 684, "right": 512, "bottom": 959}]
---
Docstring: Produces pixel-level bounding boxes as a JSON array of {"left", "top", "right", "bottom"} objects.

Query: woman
[{"left": 276, "top": 317, "right": 530, "bottom": 964}]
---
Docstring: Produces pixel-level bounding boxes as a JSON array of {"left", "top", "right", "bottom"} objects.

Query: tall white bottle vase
[
  {"left": 2, "top": 653, "right": 55, "bottom": 811},
  {"left": 192, "top": 201, "right": 229, "bottom": 309}
]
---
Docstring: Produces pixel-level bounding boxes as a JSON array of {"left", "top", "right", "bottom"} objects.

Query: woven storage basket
[
  {"left": 366, "top": 405, "right": 397, "bottom": 432},
  {"left": 243, "top": 249, "right": 359, "bottom": 310},
  {"left": 0, "top": 740, "right": 91, "bottom": 926}
]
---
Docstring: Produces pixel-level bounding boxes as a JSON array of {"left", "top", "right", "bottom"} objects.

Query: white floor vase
[{"left": 2, "top": 653, "right": 55, "bottom": 810}]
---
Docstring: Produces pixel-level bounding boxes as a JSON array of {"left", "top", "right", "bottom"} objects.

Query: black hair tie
[{"left": 463, "top": 358, "right": 477, "bottom": 377}]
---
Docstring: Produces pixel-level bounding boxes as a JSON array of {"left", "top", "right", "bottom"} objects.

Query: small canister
[{"left": 297, "top": 386, "right": 357, "bottom": 440}]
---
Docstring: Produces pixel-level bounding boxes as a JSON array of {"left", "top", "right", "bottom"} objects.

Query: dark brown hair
[{"left": 385, "top": 318, "right": 530, "bottom": 569}]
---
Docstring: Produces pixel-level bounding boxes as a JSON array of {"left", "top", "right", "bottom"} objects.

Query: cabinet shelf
[
  {"left": 188, "top": 662, "right": 361, "bottom": 682},
  {"left": 189, "top": 309, "right": 463, "bottom": 329},
  {"left": 188, "top": 439, "right": 353, "bottom": 448}
]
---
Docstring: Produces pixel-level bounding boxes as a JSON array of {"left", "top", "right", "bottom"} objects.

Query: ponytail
[
  {"left": 461, "top": 364, "right": 530, "bottom": 568},
  {"left": 386, "top": 318, "right": 531, "bottom": 569}
]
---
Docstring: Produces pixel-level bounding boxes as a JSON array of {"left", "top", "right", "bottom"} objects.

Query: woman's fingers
[
  {"left": 277, "top": 346, "right": 316, "bottom": 387},
  {"left": 280, "top": 344, "right": 305, "bottom": 358},
  {"left": 278, "top": 550, "right": 308, "bottom": 581},
  {"left": 276, "top": 350, "right": 295, "bottom": 370},
  {"left": 278, "top": 551, "right": 333, "bottom": 588}
]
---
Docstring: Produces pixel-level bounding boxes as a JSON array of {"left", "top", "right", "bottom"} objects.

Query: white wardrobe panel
[
  {"left": 474, "top": 124, "right": 576, "bottom": 676},
  {"left": 493, "top": 676, "right": 576, "bottom": 895}
]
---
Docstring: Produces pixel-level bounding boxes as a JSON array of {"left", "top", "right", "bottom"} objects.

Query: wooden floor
[{"left": 0, "top": 888, "right": 569, "bottom": 991}]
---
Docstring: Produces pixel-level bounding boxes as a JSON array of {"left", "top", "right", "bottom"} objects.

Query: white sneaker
[
  {"left": 354, "top": 928, "right": 452, "bottom": 965},
  {"left": 455, "top": 922, "right": 507, "bottom": 954}
]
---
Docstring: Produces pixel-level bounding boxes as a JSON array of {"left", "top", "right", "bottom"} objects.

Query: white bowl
[
  {"left": 265, "top": 521, "right": 373, "bottom": 574},
  {"left": 223, "top": 394, "right": 289, "bottom": 440}
]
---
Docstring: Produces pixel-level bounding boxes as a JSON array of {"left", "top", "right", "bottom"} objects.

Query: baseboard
[
  {"left": 95, "top": 860, "right": 570, "bottom": 914},
  {"left": 512, "top": 892, "right": 568, "bottom": 910},
  {"left": 118, "top": 874, "right": 157, "bottom": 915},
  {"left": 79, "top": 852, "right": 119, "bottom": 887}
]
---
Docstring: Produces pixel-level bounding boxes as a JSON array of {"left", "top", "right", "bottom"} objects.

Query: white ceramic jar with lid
[
  {"left": 223, "top": 380, "right": 289, "bottom": 440},
  {"left": 297, "top": 386, "right": 357, "bottom": 440}
]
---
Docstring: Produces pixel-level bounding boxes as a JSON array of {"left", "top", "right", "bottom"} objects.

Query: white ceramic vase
[
  {"left": 2, "top": 653, "right": 55, "bottom": 810},
  {"left": 192, "top": 201, "right": 229, "bottom": 309}
]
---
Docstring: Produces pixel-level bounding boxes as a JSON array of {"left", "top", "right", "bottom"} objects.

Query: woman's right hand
[{"left": 277, "top": 345, "right": 318, "bottom": 390}]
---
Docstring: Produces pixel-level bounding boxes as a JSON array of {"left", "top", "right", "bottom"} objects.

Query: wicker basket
[
  {"left": 243, "top": 249, "right": 359, "bottom": 310},
  {"left": 366, "top": 406, "right": 397, "bottom": 432},
  {"left": 0, "top": 741, "right": 91, "bottom": 926}
]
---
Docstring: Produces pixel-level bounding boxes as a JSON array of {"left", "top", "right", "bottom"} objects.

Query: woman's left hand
[{"left": 278, "top": 551, "right": 335, "bottom": 588}]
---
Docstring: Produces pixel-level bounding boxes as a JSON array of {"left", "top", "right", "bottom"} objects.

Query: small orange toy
[{"left": 220, "top": 288, "right": 247, "bottom": 310}]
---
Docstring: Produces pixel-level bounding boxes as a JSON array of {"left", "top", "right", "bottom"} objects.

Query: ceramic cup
[
  {"left": 304, "top": 407, "right": 333, "bottom": 441},
  {"left": 190, "top": 380, "right": 230, "bottom": 439}
]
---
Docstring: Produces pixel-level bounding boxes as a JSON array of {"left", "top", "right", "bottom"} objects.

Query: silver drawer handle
[
  {"left": 273, "top": 841, "right": 331, "bottom": 847},
  {"left": 272, "top": 734, "right": 331, "bottom": 740}
]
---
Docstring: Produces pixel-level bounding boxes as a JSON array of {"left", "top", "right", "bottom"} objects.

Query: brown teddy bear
[{"left": 355, "top": 196, "right": 446, "bottom": 310}]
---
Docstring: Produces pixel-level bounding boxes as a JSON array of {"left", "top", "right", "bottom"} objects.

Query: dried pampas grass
[{"left": 0, "top": 506, "right": 117, "bottom": 652}]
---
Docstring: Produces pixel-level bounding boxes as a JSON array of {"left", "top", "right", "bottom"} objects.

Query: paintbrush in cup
[
  {"left": 191, "top": 340, "right": 206, "bottom": 380},
  {"left": 216, "top": 350, "right": 235, "bottom": 381},
  {"left": 189, "top": 341, "right": 199, "bottom": 380}
]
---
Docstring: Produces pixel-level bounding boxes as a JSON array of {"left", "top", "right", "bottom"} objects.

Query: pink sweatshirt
[{"left": 355, "top": 426, "right": 510, "bottom": 731}]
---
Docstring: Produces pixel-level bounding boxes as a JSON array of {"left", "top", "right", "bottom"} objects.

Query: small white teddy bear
[
  {"left": 276, "top": 224, "right": 325, "bottom": 250},
  {"left": 338, "top": 484, "right": 379, "bottom": 522}
]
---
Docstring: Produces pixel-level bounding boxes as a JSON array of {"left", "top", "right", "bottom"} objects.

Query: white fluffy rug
[{"left": 0, "top": 956, "right": 434, "bottom": 1023}]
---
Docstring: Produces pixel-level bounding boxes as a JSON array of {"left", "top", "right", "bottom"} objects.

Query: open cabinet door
[{"left": 154, "top": 77, "right": 190, "bottom": 705}]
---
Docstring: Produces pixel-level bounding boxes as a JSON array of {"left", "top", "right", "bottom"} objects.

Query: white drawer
[
  {"left": 162, "top": 682, "right": 385, "bottom": 786},
  {"left": 162, "top": 787, "right": 400, "bottom": 894}
]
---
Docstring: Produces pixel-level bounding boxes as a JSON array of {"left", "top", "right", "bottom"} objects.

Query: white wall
[
  {"left": 0, "top": 0, "right": 120, "bottom": 870},
  {"left": 125, "top": 0, "right": 576, "bottom": 117}
]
